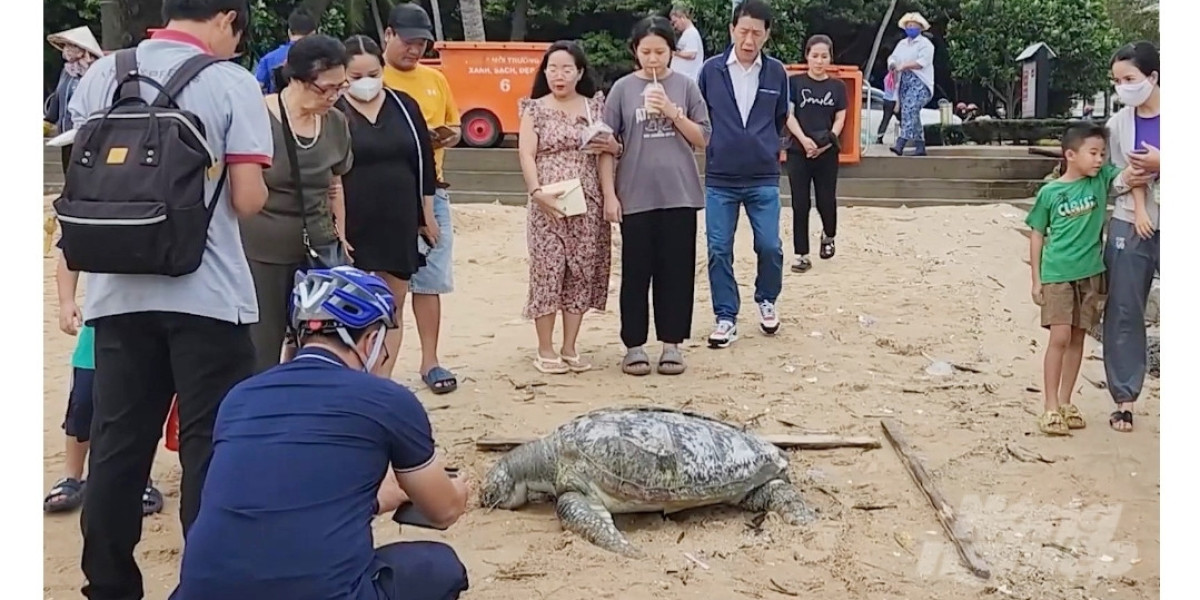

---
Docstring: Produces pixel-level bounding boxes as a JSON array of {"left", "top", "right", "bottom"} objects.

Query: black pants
[
  {"left": 83, "top": 312, "right": 254, "bottom": 600},
  {"left": 786, "top": 150, "right": 839, "bottom": 255},
  {"left": 877, "top": 100, "right": 897, "bottom": 138},
  {"left": 619, "top": 207, "right": 698, "bottom": 347}
]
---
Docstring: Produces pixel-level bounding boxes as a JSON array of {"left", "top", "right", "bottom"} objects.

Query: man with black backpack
[{"left": 56, "top": 1, "right": 272, "bottom": 598}]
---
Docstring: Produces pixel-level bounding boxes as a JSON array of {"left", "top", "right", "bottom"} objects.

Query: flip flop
[
  {"left": 657, "top": 346, "right": 686, "bottom": 376},
  {"left": 533, "top": 354, "right": 570, "bottom": 374},
  {"left": 142, "top": 483, "right": 164, "bottom": 516},
  {"left": 560, "top": 354, "right": 593, "bottom": 373},
  {"left": 621, "top": 347, "right": 652, "bottom": 376},
  {"left": 44, "top": 477, "right": 85, "bottom": 514},
  {"left": 421, "top": 366, "right": 459, "bottom": 395}
]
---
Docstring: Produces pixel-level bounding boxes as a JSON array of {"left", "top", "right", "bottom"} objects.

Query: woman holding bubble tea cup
[{"left": 601, "top": 16, "right": 711, "bottom": 377}]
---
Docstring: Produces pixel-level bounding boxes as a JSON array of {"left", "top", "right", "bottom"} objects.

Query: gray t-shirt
[
  {"left": 67, "top": 32, "right": 274, "bottom": 325},
  {"left": 240, "top": 105, "right": 353, "bottom": 265},
  {"left": 604, "top": 72, "right": 711, "bottom": 215}
]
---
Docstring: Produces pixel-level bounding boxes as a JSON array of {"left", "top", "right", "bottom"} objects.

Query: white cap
[{"left": 48, "top": 26, "right": 103, "bottom": 58}]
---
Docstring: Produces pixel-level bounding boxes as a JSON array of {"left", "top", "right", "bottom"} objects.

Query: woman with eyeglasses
[{"left": 240, "top": 34, "right": 355, "bottom": 374}]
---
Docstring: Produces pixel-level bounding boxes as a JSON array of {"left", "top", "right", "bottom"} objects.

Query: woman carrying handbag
[{"left": 240, "top": 35, "right": 354, "bottom": 374}]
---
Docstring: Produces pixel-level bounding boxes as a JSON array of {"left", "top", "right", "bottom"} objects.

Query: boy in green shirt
[
  {"left": 1026, "top": 123, "right": 1139, "bottom": 436},
  {"left": 44, "top": 251, "right": 164, "bottom": 514}
]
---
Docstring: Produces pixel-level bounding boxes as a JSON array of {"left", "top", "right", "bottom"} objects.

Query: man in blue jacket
[
  {"left": 253, "top": 7, "right": 318, "bottom": 94},
  {"left": 697, "top": 0, "right": 790, "bottom": 349}
]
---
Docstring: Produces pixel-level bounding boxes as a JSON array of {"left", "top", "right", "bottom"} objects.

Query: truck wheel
[{"left": 461, "top": 109, "right": 502, "bottom": 148}]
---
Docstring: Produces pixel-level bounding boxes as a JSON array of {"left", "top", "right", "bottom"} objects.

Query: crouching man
[{"left": 172, "top": 266, "right": 470, "bottom": 600}]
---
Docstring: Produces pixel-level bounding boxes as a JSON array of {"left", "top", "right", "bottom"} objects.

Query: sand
[{"left": 42, "top": 201, "right": 1159, "bottom": 600}]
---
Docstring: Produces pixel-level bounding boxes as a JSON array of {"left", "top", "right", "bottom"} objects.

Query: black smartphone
[{"left": 390, "top": 468, "right": 459, "bottom": 530}]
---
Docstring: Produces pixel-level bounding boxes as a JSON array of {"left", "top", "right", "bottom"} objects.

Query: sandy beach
[{"left": 42, "top": 201, "right": 1159, "bottom": 600}]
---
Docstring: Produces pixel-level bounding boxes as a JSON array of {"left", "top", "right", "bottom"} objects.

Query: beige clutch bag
[{"left": 542, "top": 178, "right": 587, "bottom": 217}]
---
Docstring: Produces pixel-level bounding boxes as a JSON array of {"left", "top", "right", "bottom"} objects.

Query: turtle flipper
[
  {"left": 555, "top": 491, "right": 643, "bottom": 558},
  {"left": 740, "top": 479, "right": 816, "bottom": 525}
]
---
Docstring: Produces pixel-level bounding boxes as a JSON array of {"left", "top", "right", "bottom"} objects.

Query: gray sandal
[
  {"left": 621, "top": 347, "right": 652, "bottom": 376},
  {"left": 657, "top": 346, "right": 686, "bottom": 375}
]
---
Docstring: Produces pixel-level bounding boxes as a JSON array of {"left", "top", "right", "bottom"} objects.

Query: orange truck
[
  {"left": 421, "top": 41, "right": 550, "bottom": 147},
  {"left": 783, "top": 64, "right": 864, "bottom": 165}
]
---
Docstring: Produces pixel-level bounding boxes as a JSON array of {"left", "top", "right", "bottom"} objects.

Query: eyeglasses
[
  {"left": 545, "top": 66, "right": 578, "bottom": 77},
  {"left": 308, "top": 79, "right": 349, "bottom": 98}
]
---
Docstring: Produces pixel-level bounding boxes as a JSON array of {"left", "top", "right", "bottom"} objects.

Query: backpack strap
[
  {"left": 152, "top": 54, "right": 223, "bottom": 108},
  {"left": 114, "top": 49, "right": 141, "bottom": 101}
]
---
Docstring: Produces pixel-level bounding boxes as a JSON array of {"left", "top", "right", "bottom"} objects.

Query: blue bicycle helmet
[{"left": 289, "top": 266, "right": 397, "bottom": 371}]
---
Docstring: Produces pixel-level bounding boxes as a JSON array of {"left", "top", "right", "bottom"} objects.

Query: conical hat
[{"left": 48, "top": 26, "right": 103, "bottom": 58}]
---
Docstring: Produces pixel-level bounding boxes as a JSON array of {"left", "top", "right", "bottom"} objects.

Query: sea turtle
[{"left": 480, "top": 406, "right": 816, "bottom": 557}]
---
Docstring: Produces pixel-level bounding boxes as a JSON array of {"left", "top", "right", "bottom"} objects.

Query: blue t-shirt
[{"left": 172, "top": 347, "right": 436, "bottom": 600}]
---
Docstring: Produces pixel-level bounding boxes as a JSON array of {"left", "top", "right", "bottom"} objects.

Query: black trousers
[
  {"left": 82, "top": 312, "right": 254, "bottom": 600},
  {"left": 619, "top": 207, "right": 698, "bottom": 347},
  {"left": 785, "top": 150, "right": 839, "bottom": 256}
]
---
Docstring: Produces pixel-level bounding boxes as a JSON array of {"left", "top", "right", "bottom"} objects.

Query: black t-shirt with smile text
[{"left": 787, "top": 73, "right": 847, "bottom": 153}]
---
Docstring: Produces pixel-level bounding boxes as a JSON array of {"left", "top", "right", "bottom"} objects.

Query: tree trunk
[
  {"left": 99, "top": 0, "right": 124, "bottom": 50},
  {"left": 369, "top": 0, "right": 386, "bottom": 41},
  {"left": 430, "top": 0, "right": 446, "bottom": 41},
  {"left": 459, "top": 0, "right": 486, "bottom": 41},
  {"left": 510, "top": 0, "right": 529, "bottom": 41},
  {"left": 123, "top": 0, "right": 164, "bottom": 46}
]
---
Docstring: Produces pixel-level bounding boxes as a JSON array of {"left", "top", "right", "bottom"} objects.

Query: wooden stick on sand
[
  {"left": 476, "top": 433, "right": 881, "bottom": 453},
  {"left": 880, "top": 419, "right": 992, "bottom": 580}
]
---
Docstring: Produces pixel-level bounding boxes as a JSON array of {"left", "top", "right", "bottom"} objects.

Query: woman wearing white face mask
[
  {"left": 336, "top": 35, "right": 437, "bottom": 377},
  {"left": 1102, "top": 41, "right": 1160, "bottom": 433}
]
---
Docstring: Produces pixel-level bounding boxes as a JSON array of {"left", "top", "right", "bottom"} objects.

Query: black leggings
[
  {"left": 619, "top": 207, "right": 698, "bottom": 347},
  {"left": 785, "top": 149, "right": 839, "bottom": 255}
]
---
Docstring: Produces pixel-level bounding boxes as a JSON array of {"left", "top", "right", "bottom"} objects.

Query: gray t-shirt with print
[
  {"left": 240, "top": 105, "right": 353, "bottom": 265},
  {"left": 603, "top": 72, "right": 711, "bottom": 215},
  {"left": 68, "top": 34, "right": 274, "bottom": 326}
]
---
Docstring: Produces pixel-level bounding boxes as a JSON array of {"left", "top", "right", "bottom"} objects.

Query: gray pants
[
  {"left": 247, "top": 243, "right": 346, "bottom": 375},
  {"left": 1102, "top": 219, "right": 1160, "bottom": 404}
]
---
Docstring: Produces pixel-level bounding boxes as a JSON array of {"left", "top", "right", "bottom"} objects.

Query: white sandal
[{"left": 533, "top": 354, "right": 570, "bottom": 374}]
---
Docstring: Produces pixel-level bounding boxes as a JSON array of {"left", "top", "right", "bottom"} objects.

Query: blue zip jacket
[
  {"left": 697, "top": 47, "right": 791, "bottom": 188},
  {"left": 254, "top": 41, "right": 292, "bottom": 94}
]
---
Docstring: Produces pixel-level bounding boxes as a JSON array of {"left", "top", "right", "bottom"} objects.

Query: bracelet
[{"left": 528, "top": 186, "right": 542, "bottom": 198}]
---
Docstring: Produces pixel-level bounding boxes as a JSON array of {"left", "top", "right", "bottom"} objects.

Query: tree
[
  {"left": 1105, "top": 0, "right": 1158, "bottom": 45},
  {"left": 948, "top": 0, "right": 1120, "bottom": 115},
  {"left": 460, "top": 0, "right": 486, "bottom": 40}
]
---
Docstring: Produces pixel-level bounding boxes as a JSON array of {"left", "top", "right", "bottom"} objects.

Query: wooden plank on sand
[
  {"left": 880, "top": 419, "right": 991, "bottom": 580},
  {"left": 476, "top": 433, "right": 881, "bottom": 453}
]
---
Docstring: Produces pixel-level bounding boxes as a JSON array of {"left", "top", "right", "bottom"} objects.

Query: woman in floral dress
[{"left": 517, "top": 41, "right": 620, "bottom": 374}]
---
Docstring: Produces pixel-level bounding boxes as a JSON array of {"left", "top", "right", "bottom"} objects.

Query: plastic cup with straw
[{"left": 643, "top": 69, "right": 663, "bottom": 115}]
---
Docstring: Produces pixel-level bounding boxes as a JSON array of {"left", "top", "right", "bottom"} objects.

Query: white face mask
[
  {"left": 347, "top": 76, "right": 384, "bottom": 102},
  {"left": 1115, "top": 77, "right": 1155, "bottom": 108}
]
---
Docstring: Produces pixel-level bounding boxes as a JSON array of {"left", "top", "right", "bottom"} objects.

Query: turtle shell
[{"left": 552, "top": 406, "right": 788, "bottom": 508}]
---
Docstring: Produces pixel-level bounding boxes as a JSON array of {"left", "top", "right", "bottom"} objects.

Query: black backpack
[{"left": 53, "top": 49, "right": 226, "bottom": 277}]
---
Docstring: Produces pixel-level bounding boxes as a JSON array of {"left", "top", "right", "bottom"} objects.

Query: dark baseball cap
[{"left": 388, "top": 3, "right": 435, "bottom": 42}]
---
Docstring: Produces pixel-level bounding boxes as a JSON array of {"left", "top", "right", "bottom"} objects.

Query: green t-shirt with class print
[{"left": 1025, "top": 164, "right": 1118, "bottom": 284}]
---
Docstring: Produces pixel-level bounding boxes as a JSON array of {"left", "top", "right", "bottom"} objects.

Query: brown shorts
[{"left": 1041, "top": 274, "right": 1106, "bottom": 330}]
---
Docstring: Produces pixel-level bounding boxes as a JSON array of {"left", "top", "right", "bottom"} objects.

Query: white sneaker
[
  {"left": 758, "top": 301, "right": 781, "bottom": 335},
  {"left": 707, "top": 320, "right": 739, "bottom": 349}
]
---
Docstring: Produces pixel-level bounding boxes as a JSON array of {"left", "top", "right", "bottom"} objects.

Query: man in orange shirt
[{"left": 382, "top": 3, "right": 461, "bottom": 395}]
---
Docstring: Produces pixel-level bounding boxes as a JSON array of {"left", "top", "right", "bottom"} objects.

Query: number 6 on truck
[{"left": 500, "top": 78, "right": 511, "bottom": 92}]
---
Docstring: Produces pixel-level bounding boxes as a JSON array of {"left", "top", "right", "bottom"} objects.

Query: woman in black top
[
  {"left": 337, "top": 35, "right": 437, "bottom": 377},
  {"left": 784, "top": 34, "right": 847, "bottom": 273}
]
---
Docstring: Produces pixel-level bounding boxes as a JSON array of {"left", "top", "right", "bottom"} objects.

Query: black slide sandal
[
  {"left": 1109, "top": 410, "right": 1134, "bottom": 433},
  {"left": 44, "top": 477, "right": 85, "bottom": 514}
]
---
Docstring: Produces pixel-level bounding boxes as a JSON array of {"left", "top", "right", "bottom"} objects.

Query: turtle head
[
  {"left": 481, "top": 461, "right": 523, "bottom": 509},
  {"left": 481, "top": 439, "right": 557, "bottom": 510}
]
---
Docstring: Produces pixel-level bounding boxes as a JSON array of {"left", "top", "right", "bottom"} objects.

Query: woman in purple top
[{"left": 1102, "top": 41, "right": 1160, "bottom": 433}]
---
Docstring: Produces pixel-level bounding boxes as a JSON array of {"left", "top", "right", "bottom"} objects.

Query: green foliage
[
  {"left": 960, "top": 118, "right": 1088, "bottom": 145},
  {"left": 923, "top": 123, "right": 966, "bottom": 146},
  {"left": 1105, "top": 0, "right": 1158, "bottom": 45},
  {"left": 948, "top": 0, "right": 1121, "bottom": 110}
]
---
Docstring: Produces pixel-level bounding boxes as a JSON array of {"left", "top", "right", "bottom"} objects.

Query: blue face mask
[{"left": 905, "top": 26, "right": 921, "bottom": 39}]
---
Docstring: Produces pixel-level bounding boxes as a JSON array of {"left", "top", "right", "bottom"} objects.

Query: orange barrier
[
  {"left": 421, "top": 41, "right": 550, "bottom": 147},
  {"left": 783, "top": 64, "right": 863, "bottom": 165}
]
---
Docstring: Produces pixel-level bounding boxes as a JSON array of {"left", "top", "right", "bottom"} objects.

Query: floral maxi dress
[{"left": 521, "top": 94, "right": 612, "bottom": 320}]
